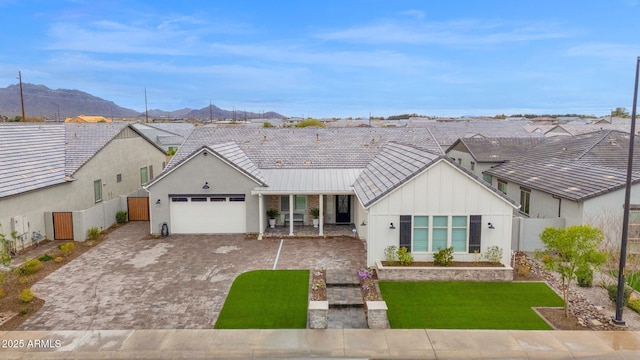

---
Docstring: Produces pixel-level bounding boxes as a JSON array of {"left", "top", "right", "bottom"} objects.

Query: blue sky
[{"left": 0, "top": 0, "right": 639, "bottom": 118}]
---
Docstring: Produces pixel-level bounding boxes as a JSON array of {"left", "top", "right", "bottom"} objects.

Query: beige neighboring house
[
  {"left": 0, "top": 123, "right": 166, "bottom": 248},
  {"left": 64, "top": 114, "right": 112, "bottom": 123}
]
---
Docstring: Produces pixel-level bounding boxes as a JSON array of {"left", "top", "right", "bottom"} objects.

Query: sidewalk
[{"left": 1, "top": 329, "right": 640, "bottom": 359}]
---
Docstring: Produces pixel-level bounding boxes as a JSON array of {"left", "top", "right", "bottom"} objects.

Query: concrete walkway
[{"left": 1, "top": 329, "right": 640, "bottom": 359}]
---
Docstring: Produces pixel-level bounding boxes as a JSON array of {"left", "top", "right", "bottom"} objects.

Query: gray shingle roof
[
  {"left": 0, "top": 123, "right": 67, "bottom": 198},
  {"left": 353, "top": 142, "right": 441, "bottom": 207},
  {"left": 446, "top": 137, "right": 545, "bottom": 162},
  {"left": 166, "top": 127, "right": 443, "bottom": 171}
]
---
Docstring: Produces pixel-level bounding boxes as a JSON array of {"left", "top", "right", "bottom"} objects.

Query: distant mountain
[
  {"left": 0, "top": 83, "right": 285, "bottom": 120},
  {"left": 183, "top": 106, "right": 283, "bottom": 120},
  {"left": 0, "top": 83, "right": 140, "bottom": 119}
]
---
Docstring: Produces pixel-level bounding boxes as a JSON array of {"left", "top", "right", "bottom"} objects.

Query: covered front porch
[{"left": 261, "top": 223, "right": 359, "bottom": 238}]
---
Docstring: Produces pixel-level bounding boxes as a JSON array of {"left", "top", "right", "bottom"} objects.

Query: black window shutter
[
  {"left": 399, "top": 215, "right": 412, "bottom": 252},
  {"left": 469, "top": 215, "right": 482, "bottom": 253}
]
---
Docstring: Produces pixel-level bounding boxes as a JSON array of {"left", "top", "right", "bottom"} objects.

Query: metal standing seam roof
[
  {"left": 253, "top": 168, "right": 361, "bottom": 194},
  {"left": 0, "top": 123, "right": 67, "bottom": 198}
]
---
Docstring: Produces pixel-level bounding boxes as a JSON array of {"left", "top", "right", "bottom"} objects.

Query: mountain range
[{"left": 0, "top": 83, "right": 284, "bottom": 120}]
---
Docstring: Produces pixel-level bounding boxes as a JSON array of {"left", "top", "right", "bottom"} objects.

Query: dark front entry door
[{"left": 335, "top": 195, "right": 351, "bottom": 223}]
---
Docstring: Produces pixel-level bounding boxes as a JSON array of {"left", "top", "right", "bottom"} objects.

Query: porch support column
[
  {"left": 319, "top": 194, "right": 324, "bottom": 236},
  {"left": 289, "top": 194, "right": 294, "bottom": 236},
  {"left": 258, "top": 194, "right": 264, "bottom": 240}
]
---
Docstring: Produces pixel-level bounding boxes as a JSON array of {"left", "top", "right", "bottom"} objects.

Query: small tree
[{"left": 535, "top": 225, "right": 606, "bottom": 317}]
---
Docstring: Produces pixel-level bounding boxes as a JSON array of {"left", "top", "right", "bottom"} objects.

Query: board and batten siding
[{"left": 365, "top": 160, "right": 515, "bottom": 267}]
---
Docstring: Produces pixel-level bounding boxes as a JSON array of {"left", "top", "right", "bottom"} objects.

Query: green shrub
[
  {"left": 384, "top": 245, "right": 398, "bottom": 265},
  {"left": 18, "top": 288, "right": 34, "bottom": 303},
  {"left": 606, "top": 284, "right": 633, "bottom": 306},
  {"left": 17, "top": 259, "right": 42, "bottom": 275},
  {"left": 433, "top": 247, "right": 454, "bottom": 266},
  {"left": 296, "top": 119, "right": 324, "bottom": 128},
  {"left": 397, "top": 247, "right": 414, "bottom": 266},
  {"left": 59, "top": 242, "right": 75, "bottom": 256},
  {"left": 20, "top": 306, "right": 29, "bottom": 315},
  {"left": 628, "top": 298, "right": 640, "bottom": 314},
  {"left": 263, "top": 121, "right": 274, "bottom": 128},
  {"left": 38, "top": 253, "right": 55, "bottom": 262},
  {"left": 576, "top": 266, "right": 593, "bottom": 288},
  {"left": 87, "top": 227, "right": 100, "bottom": 240},
  {"left": 116, "top": 210, "right": 128, "bottom": 224},
  {"left": 484, "top": 246, "right": 503, "bottom": 263},
  {"left": 54, "top": 256, "right": 63, "bottom": 263}
]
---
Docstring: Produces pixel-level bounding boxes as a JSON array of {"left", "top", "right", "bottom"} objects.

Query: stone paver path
[{"left": 18, "top": 222, "right": 366, "bottom": 330}]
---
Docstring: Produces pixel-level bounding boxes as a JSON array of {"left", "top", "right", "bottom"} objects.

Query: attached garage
[{"left": 169, "top": 195, "right": 246, "bottom": 234}]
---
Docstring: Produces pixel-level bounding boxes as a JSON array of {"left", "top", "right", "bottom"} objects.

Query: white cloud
[{"left": 567, "top": 43, "right": 639, "bottom": 59}]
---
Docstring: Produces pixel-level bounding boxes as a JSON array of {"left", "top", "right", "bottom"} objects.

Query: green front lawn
[
  {"left": 214, "top": 270, "right": 309, "bottom": 329},
  {"left": 379, "top": 281, "right": 563, "bottom": 330}
]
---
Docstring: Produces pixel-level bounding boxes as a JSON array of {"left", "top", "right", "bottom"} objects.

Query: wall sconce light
[
  {"left": 155, "top": 199, "right": 161, "bottom": 205},
  {"left": 488, "top": 222, "right": 495, "bottom": 229},
  {"left": 203, "top": 182, "right": 210, "bottom": 189},
  {"left": 389, "top": 222, "right": 396, "bottom": 229},
  {"left": 360, "top": 221, "right": 367, "bottom": 226}
]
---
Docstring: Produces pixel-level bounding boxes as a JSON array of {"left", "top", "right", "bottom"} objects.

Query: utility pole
[
  {"left": 18, "top": 71, "right": 25, "bottom": 121},
  {"left": 209, "top": 99, "right": 213, "bottom": 123},
  {"left": 614, "top": 56, "right": 640, "bottom": 326},
  {"left": 57, "top": 104, "right": 61, "bottom": 122},
  {"left": 144, "top": 88, "right": 149, "bottom": 123}
]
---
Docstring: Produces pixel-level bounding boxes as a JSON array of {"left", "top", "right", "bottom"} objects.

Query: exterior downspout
[{"left": 552, "top": 195, "right": 562, "bottom": 218}]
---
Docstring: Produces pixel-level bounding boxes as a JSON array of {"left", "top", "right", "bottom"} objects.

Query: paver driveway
[{"left": 18, "top": 222, "right": 366, "bottom": 330}]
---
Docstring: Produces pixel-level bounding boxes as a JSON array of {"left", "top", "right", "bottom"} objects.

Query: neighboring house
[
  {"left": 131, "top": 122, "right": 194, "bottom": 152},
  {"left": 64, "top": 114, "right": 111, "bottom": 123},
  {"left": 145, "top": 127, "right": 518, "bottom": 266},
  {"left": 0, "top": 122, "right": 167, "bottom": 245},
  {"left": 484, "top": 130, "right": 640, "bottom": 251},
  {"left": 445, "top": 137, "right": 545, "bottom": 183},
  {"left": 408, "top": 120, "right": 540, "bottom": 151}
]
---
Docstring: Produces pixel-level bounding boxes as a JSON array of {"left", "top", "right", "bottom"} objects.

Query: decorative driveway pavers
[{"left": 18, "top": 222, "right": 367, "bottom": 330}]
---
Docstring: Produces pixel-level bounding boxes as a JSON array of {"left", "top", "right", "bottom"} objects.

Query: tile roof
[
  {"left": 64, "top": 122, "right": 130, "bottom": 175},
  {"left": 1, "top": 122, "right": 158, "bottom": 198},
  {"left": 353, "top": 142, "right": 441, "bottom": 207},
  {"left": 0, "top": 123, "right": 67, "bottom": 198},
  {"left": 446, "top": 137, "right": 545, "bottom": 162},
  {"left": 144, "top": 123, "right": 195, "bottom": 138},
  {"left": 207, "top": 142, "right": 266, "bottom": 185},
  {"left": 485, "top": 158, "right": 640, "bottom": 202},
  {"left": 485, "top": 130, "right": 640, "bottom": 201},
  {"left": 409, "top": 120, "right": 540, "bottom": 147},
  {"left": 166, "top": 127, "right": 443, "bottom": 171}
]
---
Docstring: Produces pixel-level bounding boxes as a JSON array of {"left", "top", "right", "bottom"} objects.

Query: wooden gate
[
  {"left": 52, "top": 212, "right": 74, "bottom": 240},
  {"left": 127, "top": 197, "right": 150, "bottom": 221}
]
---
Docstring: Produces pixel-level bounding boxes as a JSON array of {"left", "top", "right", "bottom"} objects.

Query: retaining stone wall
[{"left": 376, "top": 260, "right": 514, "bottom": 282}]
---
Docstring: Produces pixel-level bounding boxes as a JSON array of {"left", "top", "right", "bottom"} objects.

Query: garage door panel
[{"left": 170, "top": 197, "right": 246, "bottom": 234}]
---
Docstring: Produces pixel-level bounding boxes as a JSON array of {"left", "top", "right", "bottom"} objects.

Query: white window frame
[
  {"left": 94, "top": 179, "right": 103, "bottom": 203},
  {"left": 497, "top": 179, "right": 508, "bottom": 194},
  {"left": 411, "top": 215, "right": 469, "bottom": 253},
  {"left": 520, "top": 187, "right": 531, "bottom": 216}
]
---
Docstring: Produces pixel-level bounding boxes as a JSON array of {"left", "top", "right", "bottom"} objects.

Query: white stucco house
[
  {"left": 145, "top": 127, "right": 518, "bottom": 266},
  {"left": 0, "top": 122, "right": 167, "bottom": 246}
]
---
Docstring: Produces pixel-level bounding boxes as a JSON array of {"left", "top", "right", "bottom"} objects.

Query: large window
[
  {"left": 497, "top": 179, "right": 508, "bottom": 194},
  {"left": 94, "top": 180, "right": 102, "bottom": 203},
  {"left": 407, "top": 215, "right": 471, "bottom": 253},
  {"left": 140, "top": 167, "right": 149, "bottom": 186},
  {"left": 520, "top": 187, "right": 531, "bottom": 215},
  {"left": 483, "top": 174, "right": 492, "bottom": 184},
  {"left": 280, "top": 195, "right": 307, "bottom": 212}
]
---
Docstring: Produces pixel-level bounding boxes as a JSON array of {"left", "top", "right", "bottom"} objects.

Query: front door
[{"left": 335, "top": 195, "right": 351, "bottom": 223}]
